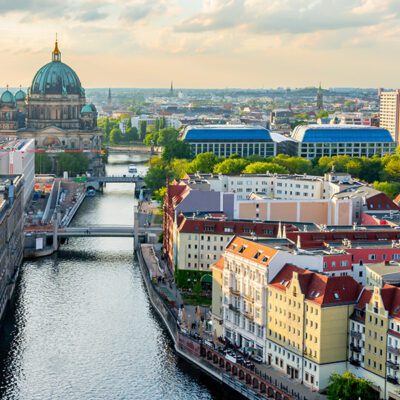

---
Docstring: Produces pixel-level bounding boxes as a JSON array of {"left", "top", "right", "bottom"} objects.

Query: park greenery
[
  {"left": 98, "top": 116, "right": 140, "bottom": 144},
  {"left": 326, "top": 371, "right": 375, "bottom": 400},
  {"left": 35, "top": 152, "right": 89, "bottom": 176}
]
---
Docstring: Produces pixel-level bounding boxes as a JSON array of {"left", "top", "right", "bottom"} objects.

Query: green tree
[
  {"left": 316, "top": 110, "right": 329, "bottom": 119},
  {"left": 155, "top": 118, "right": 160, "bottom": 132},
  {"left": 384, "top": 156, "right": 400, "bottom": 181},
  {"left": 35, "top": 153, "right": 52, "bottom": 174},
  {"left": 144, "top": 158, "right": 167, "bottom": 191},
  {"left": 327, "top": 371, "right": 375, "bottom": 400},
  {"left": 213, "top": 158, "right": 249, "bottom": 174},
  {"left": 358, "top": 157, "right": 383, "bottom": 182},
  {"left": 188, "top": 152, "right": 219, "bottom": 173},
  {"left": 346, "top": 159, "right": 362, "bottom": 177},
  {"left": 139, "top": 120, "right": 147, "bottom": 140},
  {"left": 160, "top": 116, "right": 166, "bottom": 129},
  {"left": 110, "top": 128, "right": 122, "bottom": 144},
  {"left": 56, "top": 153, "right": 89, "bottom": 176},
  {"left": 162, "top": 140, "right": 191, "bottom": 161},
  {"left": 157, "top": 128, "right": 179, "bottom": 146},
  {"left": 373, "top": 181, "right": 400, "bottom": 199},
  {"left": 273, "top": 155, "right": 312, "bottom": 174},
  {"left": 243, "top": 162, "right": 288, "bottom": 174},
  {"left": 125, "top": 127, "right": 139, "bottom": 142}
]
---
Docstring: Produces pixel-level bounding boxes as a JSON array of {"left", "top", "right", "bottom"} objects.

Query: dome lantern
[{"left": 52, "top": 35, "right": 61, "bottom": 62}]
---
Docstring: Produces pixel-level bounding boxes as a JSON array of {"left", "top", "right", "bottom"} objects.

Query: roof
[
  {"left": 212, "top": 256, "right": 224, "bottom": 271},
  {"left": 182, "top": 125, "right": 274, "bottom": 142},
  {"left": 225, "top": 236, "right": 278, "bottom": 267},
  {"left": 381, "top": 285, "right": 400, "bottom": 320},
  {"left": 270, "top": 264, "right": 363, "bottom": 306},
  {"left": 291, "top": 124, "right": 394, "bottom": 143}
]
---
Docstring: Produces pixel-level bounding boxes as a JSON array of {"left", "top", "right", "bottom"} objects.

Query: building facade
[
  {"left": 291, "top": 124, "right": 396, "bottom": 159},
  {"left": 180, "top": 125, "right": 296, "bottom": 158},
  {"left": 380, "top": 90, "right": 400, "bottom": 142},
  {"left": 0, "top": 40, "right": 103, "bottom": 175}
]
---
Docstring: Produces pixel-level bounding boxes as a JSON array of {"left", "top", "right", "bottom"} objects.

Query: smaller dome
[
  {"left": 81, "top": 104, "right": 94, "bottom": 114},
  {"left": 15, "top": 89, "right": 26, "bottom": 101},
  {"left": 88, "top": 103, "right": 97, "bottom": 112},
  {"left": 1, "top": 90, "right": 15, "bottom": 105}
]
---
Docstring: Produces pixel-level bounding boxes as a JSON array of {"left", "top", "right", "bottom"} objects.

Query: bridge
[
  {"left": 84, "top": 176, "right": 148, "bottom": 192},
  {"left": 25, "top": 225, "right": 162, "bottom": 238}
]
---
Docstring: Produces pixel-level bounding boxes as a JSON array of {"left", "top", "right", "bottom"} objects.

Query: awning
[{"left": 201, "top": 274, "right": 213, "bottom": 284}]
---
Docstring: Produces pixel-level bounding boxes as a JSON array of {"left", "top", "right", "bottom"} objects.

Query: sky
[{"left": 1, "top": 0, "right": 400, "bottom": 89}]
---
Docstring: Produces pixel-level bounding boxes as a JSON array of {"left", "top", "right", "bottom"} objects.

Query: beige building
[
  {"left": 267, "top": 264, "right": 362, "bottom": 391},
  {"left": 349, "top": 285, "right": 400, "bottom": 400},
  {"left": 211, "top": 257, "right": 224, "bottom": 338},
  {"left": 380, "top": 90, "right": 400, "bottom": 142}
]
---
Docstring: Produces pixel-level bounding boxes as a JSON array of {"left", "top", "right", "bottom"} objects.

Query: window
[{"left": 368, "top": 254, "right": 376, "bottom": 261}]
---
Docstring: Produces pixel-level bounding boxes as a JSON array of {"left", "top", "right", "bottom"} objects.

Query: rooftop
[{"left": 291, "top": 124, "right": 394, "bottom": 143}]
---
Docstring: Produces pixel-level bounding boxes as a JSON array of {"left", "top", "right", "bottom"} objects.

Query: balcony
[
  {"left": 350, "top": 330, "right": 362, "bottom": 339},
  {"left": 350, "top": 343, "right": 362, "bottom": 353},
  {"left": 229, "top": 287, "right": 240, "bottom": 296},
  {"left": 388, "top": 360, "right": 400, "bottom": 371},
  {"left": 349, "top": 358, "right": 361, "bottom": 367},
  {"left": 388, "top": 346, "right": 400, "bottom": 355},
  {"left": 243, "top": 293, "right": 254, "bottom": 303},
  {"left": 229, "top": 304, "right": 240, "bottom": 313},
  {"left": 388, "top": 376, "right": 399, "bottom": 385},
  {"left": 241, "top": 310, "right": 254, "bottom": 321}
]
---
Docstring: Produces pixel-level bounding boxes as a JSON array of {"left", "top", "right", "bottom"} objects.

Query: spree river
[{"left": 0, "top": 155, "right": 235, "bottom": 400}]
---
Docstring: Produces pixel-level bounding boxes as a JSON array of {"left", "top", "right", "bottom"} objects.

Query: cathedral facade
[{"left": 0, "top": 40, "right": 103, "bottom": 174}]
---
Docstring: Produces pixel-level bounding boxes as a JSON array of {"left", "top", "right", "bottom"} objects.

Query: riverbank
[{"left": 137, "top": 244, "right": 324, "bottom": 400}]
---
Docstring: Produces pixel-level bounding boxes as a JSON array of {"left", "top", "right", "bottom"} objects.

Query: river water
[{"left": 0, "top": 155, "right": 235, "bottom": 400}]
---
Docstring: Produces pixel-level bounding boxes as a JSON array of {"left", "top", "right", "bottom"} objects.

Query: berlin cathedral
[{"left": 0, "top": 40, "right": 103, "bottom": 174}]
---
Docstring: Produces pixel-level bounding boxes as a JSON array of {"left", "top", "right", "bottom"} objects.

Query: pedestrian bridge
[
  {"left": 88, "top": 176, "right": 137, "bottom": 183},
  {"left": 25, "top": 225, "right": 162, "bottom": 238}
]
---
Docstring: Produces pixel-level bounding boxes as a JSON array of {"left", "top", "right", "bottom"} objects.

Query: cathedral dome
[
  {"left": 15, "top": 89, "right": 26, "bottom": 101},
  {"left": 81, "top": 104, "right": 94, "bottom": 114},
  {"left": 30, "top": 40, "right": 83, "bottom": 96},
  {"left": 0, "top": 89, "right": 15, "bottom": 105}
]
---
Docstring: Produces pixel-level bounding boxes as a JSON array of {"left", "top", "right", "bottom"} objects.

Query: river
[{"left": 0, "top": 155, "right": 236, "bottom": 400}]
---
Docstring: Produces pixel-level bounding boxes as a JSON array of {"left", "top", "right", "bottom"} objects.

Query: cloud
[{"left": 174, "top": 0, "right": 400, "bottom": 34}]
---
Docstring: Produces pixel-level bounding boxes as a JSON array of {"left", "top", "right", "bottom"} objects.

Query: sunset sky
[{"left": 1, "top": 0, "right": 400, "bottom": 89}]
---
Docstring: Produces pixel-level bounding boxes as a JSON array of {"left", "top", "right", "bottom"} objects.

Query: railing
[
  {"left": 229, "top": 287, "right": 240, "bottom": 296},
  {"left": 350, "top": 330, "right": 362, "bottom": 339},
  {"left": 350, "top": 343, "right": 362, "bottom": 353},
  {"left": 349, "top": 358, "right": 361, "bottom": 367},
  {"left": 387, "top": 360, "right": 400, "bottom": 370},
  {"left": 229, "top": 304, "right": 240, "bottom": 313},
  {"left": 388, "top": 346, "right": 400, "bottom": 355},
  {"left": 387, "top": 375, "right": 399, "bottom": 385}
]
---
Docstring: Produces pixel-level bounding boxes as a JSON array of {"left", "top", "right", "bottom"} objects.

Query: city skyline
[{"left": 1, "top": 0, "right": 400, "bottom": 89}]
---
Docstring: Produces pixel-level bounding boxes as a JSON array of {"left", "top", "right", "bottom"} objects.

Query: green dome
[
  {"left": 31, "top": 61, "right": 82, "bottom": 96},
  {"left": 1, "top": 90, "right": 15, "bottom": 105},
  {"left": 15, "top": 89, "right": 26, "bottom": 101},
  {"left": 81, "top": 104, "right": 93, "bottom": 113}
]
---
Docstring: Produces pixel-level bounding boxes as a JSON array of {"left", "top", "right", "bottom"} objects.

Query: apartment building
[
  {"left": 348, "top": 285, "right": 400, "bottom": 400},
  {"left": 267, "top": 264, "right": 362, "bottom": 391},
  {"left": 380, "top": 90, "right": 400, "bottom": 142},
  {"left": 211, "top": 256, "right": 224, "bottom": 338}
]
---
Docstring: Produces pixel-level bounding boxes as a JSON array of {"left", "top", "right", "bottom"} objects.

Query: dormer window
[{"left": 238, "top": 245, "right": 246, "bottom": 253}]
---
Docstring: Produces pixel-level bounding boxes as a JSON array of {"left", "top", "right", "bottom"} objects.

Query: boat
[{"left": 128, "top": 164, "right": 138, "bottom": 173}]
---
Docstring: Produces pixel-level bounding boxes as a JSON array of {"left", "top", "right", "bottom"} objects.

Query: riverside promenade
[{"left": 138, "top": 244, "right": 326, "bottom": 400}]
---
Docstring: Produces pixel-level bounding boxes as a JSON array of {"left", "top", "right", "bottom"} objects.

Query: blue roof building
[
  {"left": 291, "top": 124, "right": 396, "bottom": 159},
  {"left": 181, "top": 125, "right": 296, "bottom": 158}
]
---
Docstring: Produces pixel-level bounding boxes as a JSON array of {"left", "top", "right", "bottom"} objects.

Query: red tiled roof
[
  {"left": 355, "top": 288, "right": 372, "bottom": 311},
  {"left": 366, "top": 193, "right": 399, "bottom": 211},
  {"left": 381, "top": 284, "right": 400, "bottom": 320},
  {"left": 270, "top": 264, "right": 362, "bottom": 306},
  {"left": 178, "top": 217, "right": 297, "bottom": 236}
]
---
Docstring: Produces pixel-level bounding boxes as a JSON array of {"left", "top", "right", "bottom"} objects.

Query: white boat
[{"left": 128, "top": 164, "right": 137, "bottom": 173}]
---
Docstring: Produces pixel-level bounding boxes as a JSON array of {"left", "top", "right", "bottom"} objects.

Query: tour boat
[{"left": 128, "top": 164, "right": 138, "bottom": 173}]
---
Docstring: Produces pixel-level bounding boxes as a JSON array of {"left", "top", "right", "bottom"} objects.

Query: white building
[{"left": 380, "top": 90, "right": 400, "bottom": 142}]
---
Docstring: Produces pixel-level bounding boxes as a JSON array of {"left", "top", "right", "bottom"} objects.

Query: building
[
  {"left": 211, "top": 256, "right": 224, "bottom": 338},
  {"left": 366, "top": 263, "right": 400, "bottom": 288},
  {"left": 270, "top": 109, "right": 293, "bottom": 131},
  {"left": 180, "top": 125, "right": 296, "bottom": 158},
  {"left": 163, "top": 181, "right": 234, "bottom": 271},
  {"left": 267, "top": 264, "right": 362, "bottom": 391},
  {"left": 186, "top": 171, "right": 358, "bottom": 201},
  {"left": 316, "top": 84, "right": 323, "bottom": 110},
  {"left": 0, "top": 139, "right": 35, "bottom": 205},
  {"left": 174, "top": 212, "right": 299, "bottom": 274},
  {"left": 380, "top": 90, "right": 400, "bottom": 142},
  {"left": 0, "top": 176, "right": 24, "bottom": 323},
  {"left": 0, "top": 40, "right": 103, "bottom": 175},
  {"left": 291, "top": 124, "right": 396, "bottom": 159},
  {"left": 348, "top": 285, "right": 400, "bottom": 400}
]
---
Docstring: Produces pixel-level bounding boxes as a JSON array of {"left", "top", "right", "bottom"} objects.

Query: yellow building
[
  {"left": 349, "top": 285, "right": 400, "bottom": 400},
  {"left": 211, "top": 257, "right": 224, "bottom": 338},
  {"left": 267, "top": 264, "right": 362, "bottom": 390}
]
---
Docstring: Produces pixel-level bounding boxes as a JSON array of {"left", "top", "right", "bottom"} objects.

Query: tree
[
  {"left": 160, "top": 116, "right": 166, "bottom": 130},
  {"left": 144, "top": 160, "right": 167, "bottom": 191},
  {"left": 373, "top": 181, "right": 400, "bottom": 199},
  {"left": 358, "top": 157, "right": 383, "bottom": 182},
  {"left": 110, "top": 128, "right": 122, "bottom": 144},
  {"left": 213, "top": 158, "right": 249, "bottom": 174},
  {"left": 188, "top": 152, "right": 219, "bottom": 173},
  {"left": 156, "top": 128, "right": 179, "bottom": 146},
  {"left": 384, "top": 157, "right": 400, "bottom": 181},
  {"left": 273, "top": 155, "right": 312, "bottom": 174},
  {"left": 162, "top": 140, "right": 191, "bottom": 161},
  {"left": 346, "top": 159, "right": 362, "bottom": 178},
  {"left": 125, "top": 127, "right": 139, "bottom": 142},
  {"left": 155, "top": 118, "right": 160, "bottom": 132},
  {"left": 243, "top": 162, "right": 288, "bottom": 174},
  {"left": 316, "top": 110, "right": 329, "bottom": 119},
  {"left": 35, "top": 153, "right": 52, "bottom": 174},
  {"left": 327, "top": 371, "right": 375, "bottom": 400},
  {"left": 139, "top": 120, "right": 147, "bottom": 140},
  {"left": 169, "top": 159, "right": 191, "bottom": 179},
  {"left": 56, "top": 153, "right": 89, "bottom": 176}
]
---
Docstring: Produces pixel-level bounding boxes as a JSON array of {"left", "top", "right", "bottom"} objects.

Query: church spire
[{"left": 52, "top": 34, "right": 61, "bottom": 62}]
